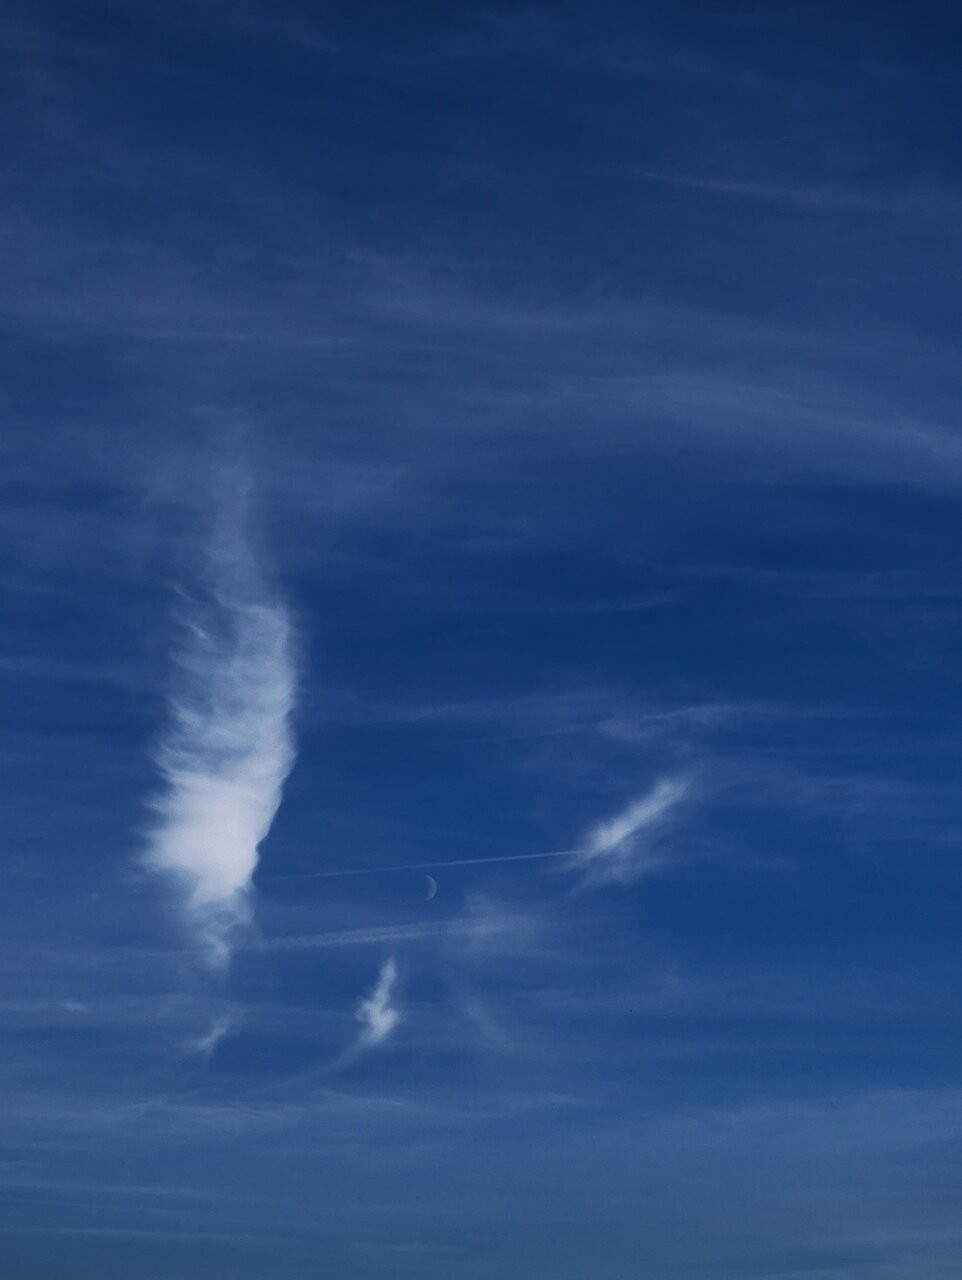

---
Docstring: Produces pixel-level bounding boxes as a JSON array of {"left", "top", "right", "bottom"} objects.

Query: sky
[{"left": 3, "top": 1, "right": 962, "bottom": 1277}]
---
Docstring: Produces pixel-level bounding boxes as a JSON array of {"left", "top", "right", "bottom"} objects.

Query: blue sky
[{"left": 4, "top": 1, "right": 962, "bottom": 1276}]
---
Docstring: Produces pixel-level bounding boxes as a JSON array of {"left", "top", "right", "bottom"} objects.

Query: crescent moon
[{"left": 424, "top": 875, "right": 438, "bottom": 901}]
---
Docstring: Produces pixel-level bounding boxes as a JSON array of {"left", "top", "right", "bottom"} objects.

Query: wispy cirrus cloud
[
  {"left": 143, "top": 488, "right": 297, "bottom": 966},
  {"left": 353, "top": 957, "right": 402, "bottom": 1054},
  {"left": 187, "top": 1013, "right": 237, "bottom": 1060},
  {"left": 575, "top": 777, "right": 691, "bottom": 887}
]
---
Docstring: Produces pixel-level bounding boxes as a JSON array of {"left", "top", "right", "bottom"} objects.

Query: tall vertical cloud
[
  {"left": 575, "top": 776, "right": 690, "bottom": 886},
  {"left": 144, "top": 499, "right": 296, "bottom": 965}
]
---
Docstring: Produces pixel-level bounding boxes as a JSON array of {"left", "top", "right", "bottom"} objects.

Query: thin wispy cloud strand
[
  {"left": 144, "top": 504, "right": 297, "bottom": 965},
  {"left": 187, "top": 1013, "right": 237, "bottom": 1059},
  {"left": 575, "top": 777, "right": 691, "bottom": 886}
]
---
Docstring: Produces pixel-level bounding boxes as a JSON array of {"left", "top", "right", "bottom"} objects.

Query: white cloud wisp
[
  {"left": 575, "top": 776, "right": 690, "bottom": 887},
  {"left": 145, "top": 521, "right": 296, "bottom": 966},
  {"left": 187, "top": 1013, "right": 237, "bottom": 1059},
  {"left": 354, "top": 956, "right": 402, "bottom": 1053}
]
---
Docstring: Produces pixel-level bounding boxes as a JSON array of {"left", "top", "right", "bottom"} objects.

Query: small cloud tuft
[{"left": 355, "top": 956, "right": 402, "bottom": 1052}]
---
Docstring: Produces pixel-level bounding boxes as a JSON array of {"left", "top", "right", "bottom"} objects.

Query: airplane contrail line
[{"left": 264, "top": 848, "right": 582, "bottom": 881}]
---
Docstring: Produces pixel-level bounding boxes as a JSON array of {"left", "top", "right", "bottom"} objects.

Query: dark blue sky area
[{"left": 3, "top": 3, "right": 962, "bottom": 1277}]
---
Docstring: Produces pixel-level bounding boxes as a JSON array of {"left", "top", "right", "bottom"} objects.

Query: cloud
[
  {"left": 447, "top": 893, "right": 546, "bottom": 960},
  {"left": 261, "top": 899, "right": 544, "bottom": 956},
  {"left": 263, "top": 923, "right": 448, "bottom": 951},
  {"left": 187, "top": 1014, "right": 237, "bottom": 1059},
  {"left": 143, "top": 491, "right": 297, "bottom": 966},
  {"left": 354, "top": 957, "right": 401, "bottom": 1053},
  {"left": 575, "top": 776, "right": 691, "bottom": 886}
]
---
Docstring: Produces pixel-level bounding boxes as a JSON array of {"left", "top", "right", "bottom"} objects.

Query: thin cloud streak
[
  {"left": 264, "top": 924, "right": 446, "bottom": 952},
  {"left": 144, "top": 495, "right": 297, "bottom": 965},
  {"left": 576, "top": 777, "right": 691, "bottom": 886},
  {"left": 262, "top": 902, "right": 541, "bottom": 955},
  {"left": 631, "top": 167, "right": 958, "bottom": 216}
]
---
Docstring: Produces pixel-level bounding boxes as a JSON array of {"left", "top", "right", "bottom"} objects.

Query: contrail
[
  {"left": 265, "top": 848, "right": 582, "bottom": 882},
  {"left": 144, "top": 484, "right": 297, "bottom": 966},
  {"left": 269, "top": 776, "right": 692, "bottom": 887}
]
